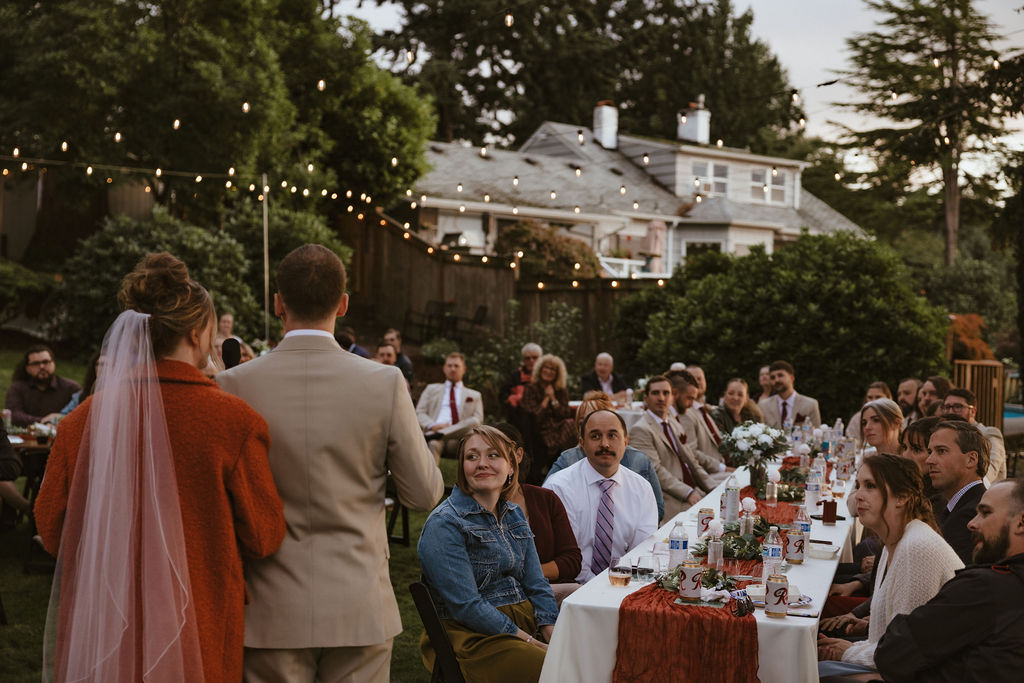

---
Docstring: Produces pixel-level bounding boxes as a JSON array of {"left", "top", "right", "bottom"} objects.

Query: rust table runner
[{"left": 612, "top": 582, "right": 760, "bottom": 683}]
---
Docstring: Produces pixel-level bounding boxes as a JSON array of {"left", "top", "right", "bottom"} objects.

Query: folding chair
[{"left": 409, "top": 581, "right": 466, "bottom": 683}]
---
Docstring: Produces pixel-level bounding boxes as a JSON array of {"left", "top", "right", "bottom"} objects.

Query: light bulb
[
  {"left": 620, "top": 185, "right": 626, "bottom": 195},
  {"left": 512, "top": 206, "right": 518, "bottom": 215},
  {"left": 574, "top": 205, "right": 580, "bottom": 213},
  {"left": 317, "top": 79, "right": 326, "bottom": 91},
  {"left": 516, "top": 250, "right": 524, "bottom": 258},
  {"left": 173, "top": 119, "right": 181, "bottom": 130},
  {"left": 155, "top": 168, "right": 162, "bottom": 177},
  {"left": 537, "top": 282, "right": 544, "bottom": 289},
  {"left": 505, "top": 12, "right": 513, "bottom": 27},
  {"left": 228, "top": 167, "right": 235, "bottom": 176},
  {"left": 321, "top": 189, "right": 328, "bottom": 197},
  {"left": 716, "top": 139, "right": 723, "bottom": 147},
  {"left": 633, "top": 200, "right": 639, "bottom": 210},
  {"left": 457, "top": 183, "right": 463, "bottom": 192},
  {"left": 114, "top": 132, "right": 122, "bottom": 142},
  {"left": 550, "top": 190, "right": 557, "bottom": 199},
  {"left": 307, "top": 163, "right": 314, "bottom": 173},
  {"left": 391, "top": 156, "right": 398, "bottom": 166},
  {"left": 642, "top": 153, "right": 650, "bottom": 165},
  {"left": 575, "top": 167, "right": 582, "bottom": 177},
  {"left": 61, "top": 141, "right": 68, "bottom": 152},
  {"left": 86, "top": 166, "right": 93, "bottom": 175},
  {"left": 302, "top": 188, "right": 310, "bottom": 197},
  {"left": 512, "top": 175, "right": 519, "bottom": 186},
  {"left": 480, "top": 146, "right": 487, "bottom": 157},
  {"left": 242, "top": 101, "right": 251, "bottom": 113},
  {"left": 225, "top": 180, "right": 232, "bottom": 188},
  {"left": 282, "top": 180, "right": 289, "bottom": 188},
  {"left": 577, "top": 130, "right": 584, "bottom": 144},
  {"left": 195, "top": 175, "right": 202, "bottom": 182},
  {"left": 834, "top": 172, "right": 841, "bottom": 181},
  {"left": 405, "top": 50, "right": 415, "bottom": 64},
  {"left": 484, "top": 194, "right": 491, "bottom": 202},
  {"left": 12, "top": 147, "right": 19, "bottom": 157},
  {"left": 932, "top": 57, "right": 940, "bottom": 67}
]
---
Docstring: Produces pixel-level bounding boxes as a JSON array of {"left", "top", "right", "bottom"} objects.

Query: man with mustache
[
  {"left": 544, "top": 409, "right": 658, "bottom": 583},
  {"left": 874, "top": 479, "right": 1024, "bottom": 682}
]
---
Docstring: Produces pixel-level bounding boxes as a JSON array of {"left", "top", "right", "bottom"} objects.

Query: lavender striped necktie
[{"left": 591, "top": 478, "right": 616, "bottom": 575}]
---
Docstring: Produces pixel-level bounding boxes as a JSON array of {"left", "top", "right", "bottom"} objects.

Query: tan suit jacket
[
  {"left": 217, "top": 334, "right": 443, "bottom": 649},
  {"left": 759, "top": 392, "right": 821, "bottom": 429},
  {"left": 415, "top": 382, "right": 484, "bottom": 435},
  {"left": 679, "top": 406, "right": 727, "bottom": 475},
  {"left": 629, "top": 412, "right": 714, "bottom": 523}
]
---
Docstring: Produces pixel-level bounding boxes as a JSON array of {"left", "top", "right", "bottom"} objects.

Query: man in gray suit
[
  {"left": 217, "top": 244, "right": 444, "bottom": 683},
  {"left": 415, "top": 351, "right": 484, "bottom": 462},
  {"left": 758, "top": 360, "right": 821, "bottom": 428}
]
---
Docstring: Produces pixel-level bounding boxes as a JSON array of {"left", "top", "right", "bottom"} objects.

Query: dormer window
[
  {"left": 692, "top": 161, "right": 728, "bottom": 195},
  {"left": 751, "top": 169, "right": 786, "bottom": 204}
]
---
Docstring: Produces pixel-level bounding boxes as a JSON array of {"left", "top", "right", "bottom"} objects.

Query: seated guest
[
  {"left": 218, "top": 311, "right": 234, "bottom": 338},
  {"left": 334, "top": 325, "right": 371, "bottom": 358},
  {"left": 579, "top": 352, "right": 628, "bottom": 402},
  {"left": 383, "top": 328, "right": 414, "bottom": 382},
  {"left": 846, "top": 381, "right": 892, "bottom": 443},
  {"left": 544, "top": 409, "right": 658, "bottom": 582},
  {"left": 758, "top": 360, "right": 821, "bottom": 428},
  {"left": 238, "top": 340, "right": 255, "bottom": 363},
  {"left": 0, "top": 419, "right": 28, "bottom": 520},
  {"left": 499, "top": 343, "right": 541, "bottom": 415},
  {"left": 418, "top": 426, "right": 558, "bottom": 683},
  {"left": 817, "top": 454, "right": 963, "bottom": 677},
  {"left": 859, "top": 398, "right": 902, "bottom": 455},
  {"left": 416, "top": 352, "right": 484, "bottom": 462},
  {"left": 941, "top": 388, "right": 1006, "bottom": 483},
  {"left": 711, "top": 377, "right": 763, "bottom": 435},
  {"left": 547, "top": 392, "right": 665, "bottom": 522},
  {"left": 926, "top": 419, "right": 989, "bottom": 564},
  {"left": 917, "top": 375, "right": 951, "bottom": 418},
  {"left": 898, "top": 416, "right": 942, "bottom": 498},
  {"left": 375, "top": 341, "right": 398, "bottom": 365},
  {"left": 495, "top": 423, "right": 583, "bottom": 605},
  {"left": 630, "top": 375, "right": 715, "bottom": 523},
  {"left": 897, "top": 377, "right": 922, "bottom": 426},
  {"left": 669, "top": 370, "right": 730, "bottom": 477},
  {"left": 874, "top": 478, "right": 1024, "bottom": 682},
  {"left": 521, "top": 354, "right": 577, "bottom": 479},
  {"left": 756, "top": 364, "right": 773, "bottom": 404},
  {"left": 6, "top": 345, "right": 82, "bottom": 426}
]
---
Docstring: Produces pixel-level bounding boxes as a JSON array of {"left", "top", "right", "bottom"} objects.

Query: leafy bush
[
  {"left": 0, "top": 259, "right": 56, "bottom": 324},
  {"left": 494, "top": 220, "right": 601, "bottom": 281},
  {"left": 420, "top": 337, "right": 461, "bottom": 365},
  {"left": 468, "top": 300, "right": 584, "bottom": 414},
  {"left": 628, "top": 232, "right": 948, "bottom": 420},
  {"left": 51, "top": 208, "right": 260, "bottom": 350}
]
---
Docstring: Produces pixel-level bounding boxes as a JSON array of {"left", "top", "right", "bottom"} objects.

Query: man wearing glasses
[
  {"left": 5, "top": 345, "right": 81, "bottom": 427},
  {"left": 941, "top": 388, "right": 1006, "bottom": 484}
]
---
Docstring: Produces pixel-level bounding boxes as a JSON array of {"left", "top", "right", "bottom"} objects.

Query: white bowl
[{"left": 807, "top": 542, "right": 840, "bottom": 559}]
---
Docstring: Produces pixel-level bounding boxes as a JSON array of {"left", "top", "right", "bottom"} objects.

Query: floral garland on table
[
  {"left": 718, "top": 420, "right": 788, "bottom": 470},
  {"left": 659, "top": 565, "right": 738, "bottom": 592}
]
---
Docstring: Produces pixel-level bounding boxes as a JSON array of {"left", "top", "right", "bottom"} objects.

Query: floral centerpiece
[{"left": 718, "top": 420, "right": 788, "bottom": 491}]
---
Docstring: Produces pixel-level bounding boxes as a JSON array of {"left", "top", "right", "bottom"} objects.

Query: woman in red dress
[{"left": 35, "top": 253, "right": 285, "bottom": 682}]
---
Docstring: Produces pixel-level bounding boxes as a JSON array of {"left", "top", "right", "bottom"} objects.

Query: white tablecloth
[{"left": 539, "top": 466, "right": 856, "bottom": 683}]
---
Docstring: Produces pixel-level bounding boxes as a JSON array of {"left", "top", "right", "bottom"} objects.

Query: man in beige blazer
[
  {"left": 415, "top": 351, "right": 484, "bottom": 462},
  {"left": 217, "top": 245, "right": 444, "bottom": 683},
  {"left": 758, "top": 360, "right": 821, "bottom": 428},
  {"left": 629, "top": 375, "right": 715, "bottom": 523},
  {"left": 667, "top": 369, "right": 730, "bottom": 479}
]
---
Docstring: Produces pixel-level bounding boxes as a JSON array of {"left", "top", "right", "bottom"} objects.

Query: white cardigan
[{"left": 842, "top": 519, "right": 964, "bottom": 668}]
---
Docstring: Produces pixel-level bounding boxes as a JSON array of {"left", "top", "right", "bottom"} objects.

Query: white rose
[
  {"left": 736, "top": 439, "right": 750, "bottom": 451},
  {"left": 741, "top": 497, "right": 757, "bottom": 513},
  {"left": 708, "top": 519, "right": 725, "bottom": 538},
  {"left": 758, "top": 434, "right": 772, "bottom": 445},
  {"left": 768, "top": 469, "right": 781, "bottom": 483},
  {"left": 748, "top": 423, "right": 764, "bottom": 436},
  {"left": 796, "top": 443, "right": 811, "bottom": 456}
]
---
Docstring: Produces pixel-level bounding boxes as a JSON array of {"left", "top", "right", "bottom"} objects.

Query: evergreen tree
[{"left": 840, "top": 0, "right": 1006, "bottom": 266}]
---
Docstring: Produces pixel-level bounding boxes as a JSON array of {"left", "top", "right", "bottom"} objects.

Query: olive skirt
[{"left": 420, "top": 599, "right": 546, "bottom": 683}]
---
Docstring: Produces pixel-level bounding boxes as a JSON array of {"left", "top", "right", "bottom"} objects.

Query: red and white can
[
  {"left": 679, "top": 562, "right": 703, "bottom": 603},
  {"left": 765, "top": 574, "right": 789, "bottom": 618},
  {"left": 697, "top": 508, "right": 714, "bottom": 535},
  {"left": 785, "top": 530, "right": 805, "bottom": 564}
]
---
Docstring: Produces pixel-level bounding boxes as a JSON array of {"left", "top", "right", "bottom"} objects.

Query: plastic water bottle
[
  {"left": 724, "top": 475, "right": 741, "bottom": 523},
  {"left": 794, "top": 504, "right": 811, "bottom": 534},
  {"left": 805, "top": 468, "right": 821, "bottom": 510},
  {"left": 762, "top": 526, "right": 783, "bottom": 581},
  {"left": 668, "top": 521, "right": 689, "bottom": 569}
]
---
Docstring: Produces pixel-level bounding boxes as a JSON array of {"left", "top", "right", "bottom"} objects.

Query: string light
[
  {"left": 456, "top": 182, "right": 463, "bottom": 192},
  {"left": 679, "top": 113, "right": 687, "bottom": 124},
  {"left": 932, "top": 56, "right": 940, "bottom": 67},
  {"left": 572, "top": 280, "right": 579, "bottom": 288},
  {"left": 347, "top": 190, "right": 354, "bottom": 198},
  {"left": 577, "top": 130, "right": 585, "bottom": 144},
  {"left": 481, "top": 256, "right": 489, "bottom": 263},
  {"left": 347, "top": 205, "right": 354, "bottom": 212},
  {"left": 321, "top": 189, "right": 328, "bottom": 197},
  {"left": 114, "top": 132, "right": 122, "bottom": 143},
  {"left": 516, "top": 251, "right": 524, "bottom": 258},
  {"left": 480, "top": 146, "right": 488, "bottom": 157},
  {"left": 483, "top": 193, "right": 491, "bottom": 202},
  {"left": 453, "top": 254, "right": 461, "bottom": 262},
  {"left": 791, "top": 90, "right": 800, "bottom": 103},
  {"left": 611, "top": 280, "right": 619, "bottom": 288},
  {"left": 404, "top": 232, "right": 411, "bottom": 239},
  {"left": 317, "top": 79, "right": 326, "bottom": 91},
  {"left": 632, "top": 200, "right": 639, "bottom": 210},
  {"left": 406, "top": 188, "right": 413, "bottom": 196},
  {"left": 427, "top": 246, "right": 434, "bottom": 254},
  {"left": 771, "top": 167, "right": 778, "bottom": 177},
  {"left": 459, "top": 204, "right": 466, "bottom": 212},
  {"left": 21, "top": 162, "right": 28, "bottom": 171},
  {"left": 357, "top": 212, "right": 364, "bottom": 220},
  {"left": 262, "top": 184, "right": 270, "bottom": 192},
  {"left": 228, "top": 167, "right": 235, "bottom": 176},
  {"left": 195, "top": 175, "right": 202, "bottom": 182},
  {"left": 225, "top": 180, "right": 232, "bottom": 188},
  {"left": 573, "top": 205, "right": 581, "bottom": 214},
  {"left": 657, "top": 279, "right": 665, "bottom": 287},
  {"left": 619, "top": 185, "right": 626, "bottom": 195},
  {"left": 86, "top": 166, "right": 93, "bottom": 175},
  {"left": 249, "top": 183, "right": 256, "bottom": 191},
  {"left": 695, "top": 195, "right": 702, "bottom": 203},
  {"left": 12, "top": 147, "right": 19, "bottom": 157},
  {"left": 391, "top": 156, "right": 398, "bottom": 166},
  {"left": 242, "top": 101, "right": 251, "bottom": 113},
  {"left": 512, "top": 175, "right": 519, "bottom": 187},
  {"left": 550, "top": 190, "right": 557, "bottom": 199},
  {"left": 512, "top": 206, "right": 519, "bottom": 215},
  {"left": 405, "top": 50, "right": 415, "bottom": 63},
  {"left": 410, "top": 201, "right": 417, "bottom": 209},
  {"left": 716, "top": 139, "right": 724, "bottom": 147},
  {"left": 330, "top": 193, "right": 337, "bottom": 200},
  {"left": 762, "top": 184, "right": 768, "bottom": 193},
  {"left": 537, "top": 282, "right": 544, "bottom": 289},
  {"left": 173, "top": 119, "right": 181, "bottom": 130},
  {"left": 290, "top": 185, "right": 297, "bottom": 193},
  {"left": 155, "top": 168, "right": 162, "bottom": 177},
  {"left": 890, "top": 91, "right": 898, "bottom": 101},
  {"left": 60, "top": 141, "right": 68, "bottom": 152},
  {"left": 574, "top": 262, "right": 581, "bottom": 270},
  {"left": 993, "top": 59, "right": 1000, "bottom": 70},
  {"left": 799, "top": 118, "right": 806, "bottom": 128},
  {"left": 509, "top": 261, "right": 516, "bottom": 269},
  {"left": 365, "top": 195, "right": 372, "bottom": 203},
  {"left": 302, "top": 188, "right": 310, "bottom": 197},
  {"left": 575, "top": 166, "right": 582, "bottom": 177},
  {"left": 641, "top": 153, "right": 650, "bottom": 165},
  {"left": 282, "top": 180, "right": 289, "bottom": 188},
  {"left": 834, "top": 172, "right": 841, "bottom": 181},
  {"left": 504, "top": 12, "right": 513, "bottom": 27},
  {"left": 307, "top": 163, "right": 314, "bottom": 173}
]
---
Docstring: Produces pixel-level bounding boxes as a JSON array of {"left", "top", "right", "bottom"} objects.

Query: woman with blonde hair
[
  {"left": 35, "top": 253, "right": 285, "bottom": 682},
  {"left": 418, "top": 425, "right": 558, "bottom": 683},
  {"left": 521, "top": 354, "right": 577, "bottom": 479},
  {"left": 859, "top": 398, "right": 902, "bottom": 455}
]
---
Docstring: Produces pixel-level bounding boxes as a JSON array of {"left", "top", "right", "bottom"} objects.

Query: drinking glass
[{"left": 608, "top": 557, "right": 631, "bottom": 586}]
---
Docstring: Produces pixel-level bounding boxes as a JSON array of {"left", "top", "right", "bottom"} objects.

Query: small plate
[{"left": 8, "top": 435, "right": 23, "bottom": 444}]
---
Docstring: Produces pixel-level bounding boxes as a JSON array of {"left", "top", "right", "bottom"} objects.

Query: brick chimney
[{"left": 677, "top": 94, "right": 711, "bottom": 145}]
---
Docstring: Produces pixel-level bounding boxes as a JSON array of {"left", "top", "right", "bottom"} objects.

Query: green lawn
[{"left": 0, "top": 344, "right": 454, "bottom": 683}]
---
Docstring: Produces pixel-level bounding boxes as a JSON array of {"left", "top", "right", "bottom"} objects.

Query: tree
[
  {"left": 494, "top": 221, "right": 602, "bottom": 281},
  {"left": 625, "top": 232, "right": 948, "bottom": 420},
  {"left": 840, "top": 0, "right": 1006, "bottom": 266},
  {"left": 51, "top": 209, "right": 260, "bottom": 350}
]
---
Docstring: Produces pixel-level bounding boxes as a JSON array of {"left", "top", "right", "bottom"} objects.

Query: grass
[{"left": 0, "top": 343, "right": 457, "bottom": 682}]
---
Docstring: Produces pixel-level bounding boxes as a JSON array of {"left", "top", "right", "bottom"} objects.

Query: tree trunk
[{"left": 942, "top": 160, "right": 960, "bottom": 267}]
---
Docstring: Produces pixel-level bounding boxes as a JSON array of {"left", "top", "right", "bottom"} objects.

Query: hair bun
[{"left": 118, "top": 253, "right": 192, "bottom": 314}]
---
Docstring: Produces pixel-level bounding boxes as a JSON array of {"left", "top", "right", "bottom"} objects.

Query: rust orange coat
[{"left": 35, "top": 359, "right": 286, "bottom": 683}]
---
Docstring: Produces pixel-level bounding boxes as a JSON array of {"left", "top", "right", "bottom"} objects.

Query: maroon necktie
[
  {"left": 780, "top": 399, "right": 788, "bottom": 426},
  {"left": 450, "top": 383, "right": 459, "bottom": 423},
  {"left": 663, "top": 420, "right": 696, "bottom": 487},
  {"left": 701, "top": 406, "right": 722, "bottom": 446}
]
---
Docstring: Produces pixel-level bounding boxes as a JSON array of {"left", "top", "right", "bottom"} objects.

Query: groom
[{"left": 217, "top": 244, "right": 443, "bottom": 683}]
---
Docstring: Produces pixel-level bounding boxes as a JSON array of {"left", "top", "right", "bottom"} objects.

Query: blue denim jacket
[
  {"left": 548, "top": 445, "right": 665, "bottom": 521},
  {"left": 418, "top": 487, "right": 559, "bottom": 636}
]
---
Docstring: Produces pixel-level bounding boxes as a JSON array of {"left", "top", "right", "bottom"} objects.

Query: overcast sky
[{"left": 343, "top": 0, "right": 1024, "bottom": 153}]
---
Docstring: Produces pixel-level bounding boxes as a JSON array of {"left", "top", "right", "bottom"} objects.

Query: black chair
[
  {"left": 385, "top": 496, "right": 410, "bottom": 546},
  {"left": 409, "top": 581, "right": 466, "bottom": 683}
]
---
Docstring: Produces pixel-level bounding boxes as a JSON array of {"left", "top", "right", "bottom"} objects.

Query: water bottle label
[
  {"left": 799, "top": 522, "right": 811, "bottom": 533},
  {"left": 763, "top": 546, "right": 783, "bottom": 560},
  {"left": 669, "top": 539, "right": 688, "bottom": 551}
]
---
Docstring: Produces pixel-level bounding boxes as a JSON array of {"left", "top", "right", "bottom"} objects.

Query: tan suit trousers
[{"left": 244, "top": 640, "right": 392, "bottom": 683}]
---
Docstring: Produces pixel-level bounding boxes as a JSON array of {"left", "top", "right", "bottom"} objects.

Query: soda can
[
  {"left": 785, "top": 530, "right": 805, "bottom": 564},
  {"left": 697, "top": 508, "right": 714, "bottom": 535},
  {"left": 678, "top": 562, "right": 703, "bottom": 603},
  {"left": 765, "top": 574, "right": 789, "bottom": 618}
]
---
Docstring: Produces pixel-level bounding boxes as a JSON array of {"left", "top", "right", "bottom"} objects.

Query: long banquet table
[{"left": 539, "top": 464, "right": 857, "bottom": 683}]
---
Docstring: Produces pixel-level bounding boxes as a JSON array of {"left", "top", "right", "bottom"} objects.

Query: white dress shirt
[
  {"left": 544, "top": 458, "right": 658, "bottom": 582},
  {"left": 432, "top": 380, "right": 463, "bottom": 425},
  {"left": 599, "top": 375, "right": 614, "bottom": 395},
  {"left": 283, "top": 329, "right": 336, "bottom": 340}
]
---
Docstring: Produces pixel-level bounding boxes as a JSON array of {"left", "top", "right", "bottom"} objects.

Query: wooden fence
[{"left": 953, "top": 359, "right": 1004, "bottom": 432}]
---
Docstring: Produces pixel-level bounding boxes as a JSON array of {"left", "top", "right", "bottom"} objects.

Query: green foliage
[
  {"left": 51, "top": 208, "right": 259, "bottom": 350},
  {"left": 0, "top": 260, "right": 55, "bottom": 324},
  {"left": 420, "top": 338, "right": 461, "bottom": 365},
  {"left": 920, "top": 251, "right": 1016, "bottom": 337},
  {"left": 468, "top": 300, "right": 584, "bottom": 413},
  {"left": 494, "top": 221, "right": 601, "bottom": 281},
  {"left": 627, "top": 232, "right": 948, "bottom": 421}
]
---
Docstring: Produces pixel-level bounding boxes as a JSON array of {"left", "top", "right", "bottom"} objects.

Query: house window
[
  {"left": 692, "top": 161, "right": 728, "bottom": 195},
  {"left": 751, "top": 169, "right": 786, "bottom": 203},
  {"left": 685, "top": 241, "right": 722, "bottom": 258}
]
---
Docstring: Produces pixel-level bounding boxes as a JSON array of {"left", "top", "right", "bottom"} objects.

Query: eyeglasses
[
  {"left": 941, "top": 403, "right": 972, "bottom": 413},
  {"left": 26, "top": 359, "right": 54, "bottom": 367}
]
